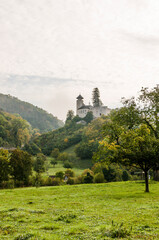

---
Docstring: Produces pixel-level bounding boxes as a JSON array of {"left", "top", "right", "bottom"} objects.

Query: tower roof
[{"left": 76, "top": 94, "right": 84, "bottom": 100}]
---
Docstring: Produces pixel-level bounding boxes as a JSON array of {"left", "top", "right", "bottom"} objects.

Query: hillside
[
  {"left": 25, "top": 116, "right": 106, "bottom": 156},
  {"left": 0, "top": 93, "right": 64, "bottom": 133},
  {"left": 0, "top": 110, "right": 31, "bottom": 147}
]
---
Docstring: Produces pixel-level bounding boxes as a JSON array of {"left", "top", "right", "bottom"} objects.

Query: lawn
[{"left": 0, "top": 181, "right": 159, "bottom": 239}]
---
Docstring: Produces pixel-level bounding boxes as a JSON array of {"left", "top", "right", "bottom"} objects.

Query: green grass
[
  {"left": 44, "top": 160, "right": 90, "bottom": 176},
  {"left": 0, "top": 181, "right": 159, "bottom": 239},
  {"left": 44, "top": 144, "right": 92, "bottom": 176}
]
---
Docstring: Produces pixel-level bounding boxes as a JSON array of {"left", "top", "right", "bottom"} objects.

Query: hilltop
[{"left": 0, "top": 93, "right": 64, "bottom": 133}]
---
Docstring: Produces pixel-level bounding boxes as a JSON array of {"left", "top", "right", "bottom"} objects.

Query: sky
[{"left": 0, "top": 0, "right": 159, "bottom": 120}]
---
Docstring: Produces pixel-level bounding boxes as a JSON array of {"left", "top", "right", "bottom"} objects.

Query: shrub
[
  {"left": 63, "top": 161, "right": 73, "bottom": 169},
  {"left": 0, "top": 180, "right": 14, "bottom": 189},
  {"left": 74, "top": 175, "right": 83, "bottom": 184},
  {"left": 82, "top": 169, "right": 94, "bottom": 177},
  {"left": 65, "top": 169, "right": 75, "bottom": 177},
  {"left": 94, "top": 173, "right": 105, "bottom": 183},
  {"left": 122, "top": 170, "right": 130, "bottom": 181},
  {"left": 66, "top": 178, "right": 75, "bottom": 185},
  {"left": 83, "top": 172, "right": 94, "bottom": 184},
  {"left": 55, "top": 171, "right": 64, "bottom": 180},
  {"left": 52, "top": 178, "right": 61, "bottom": 186}
]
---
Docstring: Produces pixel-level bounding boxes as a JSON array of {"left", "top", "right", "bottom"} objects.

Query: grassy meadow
[{"left": 0, "top": 181, "right": 159, "bottom": 239}]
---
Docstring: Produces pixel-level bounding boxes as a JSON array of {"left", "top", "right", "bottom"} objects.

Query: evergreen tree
[{"left": 92, "top": 88, "right": 101, "bottom": 107}]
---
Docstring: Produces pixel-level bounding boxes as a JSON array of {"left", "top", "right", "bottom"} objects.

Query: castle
[{"left": 76, "top": 89, "right": 111, "bottom": 119}]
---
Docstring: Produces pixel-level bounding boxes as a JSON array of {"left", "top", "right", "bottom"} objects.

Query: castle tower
[{"left": 76, "top": 94, "right": 84, "bottom": 115}]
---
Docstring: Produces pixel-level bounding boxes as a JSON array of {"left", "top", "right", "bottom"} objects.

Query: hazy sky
[{"left": 0, "top": 0, "right": 159, "bottom": 120}]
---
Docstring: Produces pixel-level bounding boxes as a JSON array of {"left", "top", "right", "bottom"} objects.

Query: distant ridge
[{"left": 0, "top": 93, "right": 64, "bottom": 133}]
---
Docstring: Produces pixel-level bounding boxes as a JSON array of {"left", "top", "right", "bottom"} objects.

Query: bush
[
  {"left": 83, "top": 172, "right": 94, "bottom": 184},
  {"left": 66, "top": 178, "right": 75, "bottom": 185},
  {"left": 82, "top": 169, "right": 94, "bottom": 177},
  {"left": 74, "top": 175, "right": 83, "bottom": 184},
  {"left": 0, "top": 180, "right": 14, "bottom": 189},
  {"left": 55, "top": 171, "right": 64, "bottom": 180},
  {"left": 52, "top": 178, "right": 61, "bottom": 186},
  {"left": 63, "top": 161, "right": 73, "bottom": 169},
  {"left": 94, "top": 173, "right": 105, "bottom": 183},
  {"left": 65, "top": 169, "right": 75, "bottom": 177},
  {"left": 122, "top": 170, "right": 130, "bottom": 181}
]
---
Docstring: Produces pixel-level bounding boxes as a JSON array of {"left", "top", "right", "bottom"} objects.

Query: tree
[
  {"left": 10, "top": 149, "right": 33, "bottom": 185},
  {"left": 138, "top": 86, "right": 159, "bottom": 138},
  {"left": 50, "top": 159, "right": 57, "bottom": 167},
  {"left": 92, "top": 88, "right": 101, "bottom": 107},
  {"left": 57, "top": 152, "right": 69, "bottom": 162},
  {"left": 34, "top": 153, "right": 46, "bottom": 173},
  {"left": 84, "top": 111, "right": 93, "bottom": 123},
  {"left": 51, "top": 148, "right": 60, "bottom": 159},
  {"left": 55, "top": 171, "right": 64, "bottom": 180},
  {"left": 66, "top": 110, "right": 74, "bottom": 122},
  {"left": 95, "top": 124, "right": 159, "bottom": 192},
  {"left": 0, "top": 149, "right": 10, "bottom": 183}
]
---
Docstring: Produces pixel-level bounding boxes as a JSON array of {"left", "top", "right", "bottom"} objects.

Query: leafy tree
[
  {"left": 65, "top": 169, "right": 75, "bottom": 178},
  {"left": 55, "top": 171, "right": 64, "bottom": 180},
  {"left": 24, "top": 142, "right": 41, "bottom": 155},
  {"left": 57, "top": 152, "right": 69, "bottom": 162},
  {"left": 0, "top": 149, "right": 10, "bottom": 183},
  {"left": 84, "top": 111, "right": 93, "bottom": 123},
  {"left": 83, "top": 172, "right": 94, "bottom": 184},
  {"left": 34, "top": 153, "right": 46, "bottom": 173},
  {"left": 50, "top": 159, "right": 57, "bottom": 167},
  {"left": 63, "top": 161, "right": 73, "bottom": 169},
  {"left": 139, "top": 86, "right": 159, "bottom": 138},
  {"left": 51, "top": 148, "right": 60, "bottom": 159},
  {"left": 10, "top": 149, "right": 33, "bottom": 185},
  {"left": 66, "top": 110, "right": 74, "bottom": 122},
  {"left": 96, "top": 124, "right": 159, "bottom": 192}
]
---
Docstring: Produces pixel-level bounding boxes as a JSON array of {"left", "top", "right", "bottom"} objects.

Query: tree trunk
[{"left": 144, "top": 170, "right": 149, "bottom": 193}]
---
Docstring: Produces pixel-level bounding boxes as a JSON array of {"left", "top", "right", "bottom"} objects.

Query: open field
[{"left": 0, "top": 181, "right": 159, "bottom": 239}]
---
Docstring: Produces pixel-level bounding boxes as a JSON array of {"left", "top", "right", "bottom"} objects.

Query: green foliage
[
  {"left": 0, "top": 149, "right": 10, "bottom": 183},
  {"left": 23, "top": 142, "right": 41, "bottom": 155},
  {"left": 83, "top": 172, "right": 94, "bottom": 184},
  {"left": 0, "top": 93, "right": 63, "bottom": 133},
  {"left": 122, "top": 170, "right": 130, "bottom": 181},
  {"left": 65, "top": 110, "right": 74, "bottom": 122},
  {"left": 94, "top": 172, "right": 105, "bottom": 183},
  {"left": 75, "top": 140, "right": 99, "bottom": 159},
  {"left": 0, "top": 110, "right": 31, "bottom": 147},
  {"left": 65, "top": 169, "right": 75, "bottom": 177},
  {"left": 55, "top": 171, "right": 64, "bottom": 180},
  {"left": 50, "top": 148, "right": 60, "bottom": 159},
  {"left": 92, "top": 87, "right": 101, "bottom": 107},
  {"left": 83, "top": 111, "right": 93, "bottom": 123},
  {"left": 97, "top": 124, "right": 159, "bottom": 191},
  {"left": 57, "top": 152, "right": 69, "bottom": 162},
  {"left": 10, "top": 149, "right": 33, "bottom": 185},
  {"left": 31, "top": 120, "right": 84, "bottom": 155},
  {"left": 50, "top": 159, "right": 57, "bottom": 167},
  {"left": 33, "top": 153, "right": 46, "bottom": 173},
  {"left": 66, "top": 177, "right": 75, "bottom": 185},
  {"left": 63, "top": 161, "right": 73, "bottom": 169}
]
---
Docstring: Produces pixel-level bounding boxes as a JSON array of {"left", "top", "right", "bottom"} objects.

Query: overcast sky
[{"left": 0, "top": 0, "right": 159, "bottom": 120}]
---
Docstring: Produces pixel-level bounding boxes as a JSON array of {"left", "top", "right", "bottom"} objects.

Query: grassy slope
[
  {"left": 44, "top": 144, "right": 92, "bottom": 176},
  {"left": 0, "top": 181, "right": 159, "bottom": 239}
]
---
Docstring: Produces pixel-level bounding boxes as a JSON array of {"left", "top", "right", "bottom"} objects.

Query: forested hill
[
  {"left": 0, "top": 110, "right": 31, "bottom": 147},
  {"left": 0, "top": 93, "right": 64, "bottom": 133}
]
